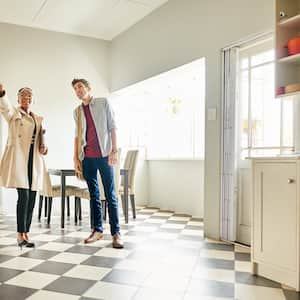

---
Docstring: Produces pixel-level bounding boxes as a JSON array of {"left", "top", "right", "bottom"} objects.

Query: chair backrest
[{"left": 121, "top": 150, "right": 139, "bottom": 191}]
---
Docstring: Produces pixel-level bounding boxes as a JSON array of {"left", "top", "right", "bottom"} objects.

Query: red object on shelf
[
  {"left": 276, "top": 86, "right": 285, "bottom": 96},
  {"left": 288, "top": 36, "right": 300, "bottom": 55}
]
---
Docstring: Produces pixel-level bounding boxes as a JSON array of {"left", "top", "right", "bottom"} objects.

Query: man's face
[
  {"left": 18, "top": 88, "right": 33, "bottom": 109},
  {"left": 73, "top": 82, "right": 90, "bottom": 100}
]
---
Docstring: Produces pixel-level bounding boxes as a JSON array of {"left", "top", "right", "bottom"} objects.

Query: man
[{"left": 72, "top": 78, "right": 123, "bottom": 248}]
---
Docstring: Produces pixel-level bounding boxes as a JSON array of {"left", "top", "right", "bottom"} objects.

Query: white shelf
[
  {"left": 277, "top": 53, "right": 300, "bottom": 64},
  {"left": 278, "top": 14, "right": 300, "bottom": 30}
]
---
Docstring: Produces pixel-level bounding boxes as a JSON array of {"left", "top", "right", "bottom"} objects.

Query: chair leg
[
  {"left": 105, "top": 200, "right": 107, "bottom": 221},
  {"left": 47, "top": 197, "right": 53, "bottom": 225},
  {"left": 121, "top": 194, "right": 126, "bottom": 218},
  {"left": 75, "top": 197, "right": 78, "bottom": 224},
  {"left": 67, "top": 196, "right": 70, "bottom": 218},
  {"left": 101, "top": 200, "right": 106, "bottom": 221},
  {"left": 78, "top": 197, "right": 82, "bottom": 221},
  {"left": 38, "top": 195, "right": 43, "bottom": 221},
  {"left": 44, "top": 196, "right": 48, "bottom": 217},
  {"left": 130, "top": 194, "right": 136, "bottom": 219}
]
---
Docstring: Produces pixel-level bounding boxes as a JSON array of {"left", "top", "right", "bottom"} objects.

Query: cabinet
[
  {"left": 252, "top": 157, "right": 300, "bottom": 290},
  {"left": 276, "top": 0, "right": 300, "bottom": 97}
]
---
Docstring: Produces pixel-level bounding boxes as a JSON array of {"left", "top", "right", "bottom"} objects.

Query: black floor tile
[
  {"left": 20, "top": 249, "right": 59, "bottom": 260},
  {"left": 235, "top": 252, "right": 250, "bottom": 261},
  {"left": 66, "top": 245, "right": 100, "bottom": 255},
  {"left": 283, "top": 289, "right": 300, "bottom": 300},
  {"left": 30, "top": 261, "right": 75, "bottom": 275},
  {"left": 0, "top": 284, "right": 36, "bottom": 300},
  {"left": 0, "top": 267, "right": 23, "bottom": 282},
  {"left": 81, "top": 256, "right": 121, "bottom": 268},
  {"left": 44, "top": 276, "right": 96, "bottom": 295},
  {"left": 235, "top": 271, "right": 281, "bottom": 288},
  {"left": 198, "top": 258, "right": 235, "bottom": 270},
  {"left": 204, "top": 243, "right": 234, "bottom": 252},
  {"left": 102, "top": 269, "right": 148, "bottom": 286}
]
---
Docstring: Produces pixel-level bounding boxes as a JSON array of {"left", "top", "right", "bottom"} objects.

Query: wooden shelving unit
[
  {"left": 278, "top": 13, "right": 300, "bottom": 29},
  {"left": 276, "top": 0, "right": 300, "bottom": 98}
]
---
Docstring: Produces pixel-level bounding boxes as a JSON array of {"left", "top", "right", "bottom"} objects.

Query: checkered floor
[{"left": 0, "top": 207, "right": 297, "bottom": 300}]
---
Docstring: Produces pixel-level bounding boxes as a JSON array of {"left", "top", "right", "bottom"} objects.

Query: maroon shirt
[{"left": 82, "top": 104, "right": 102, "bottom": 158}]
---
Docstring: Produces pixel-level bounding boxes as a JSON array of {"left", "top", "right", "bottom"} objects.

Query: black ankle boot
[
  {"left": 17, "top": 239, "right": 27, "bottom": 249},
  {"left": 24, "top": 240, "right": 35, "bottom": 248}
]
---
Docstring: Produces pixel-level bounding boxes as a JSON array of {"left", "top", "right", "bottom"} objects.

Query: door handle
[{"left": 288, "top": 178, "right": 295, "bottom": 184}]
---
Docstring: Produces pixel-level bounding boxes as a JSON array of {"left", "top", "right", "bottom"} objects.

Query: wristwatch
[
  {"left": 0, "top": 90, "right": 6, "bottom": 97},
  {"left": 112, "top": 149, "right": 118, "bottom": 153}
]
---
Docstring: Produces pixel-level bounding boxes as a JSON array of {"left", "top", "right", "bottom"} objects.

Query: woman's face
[{"left": 18, "top": 88, "right": 32, "bottom": 110}]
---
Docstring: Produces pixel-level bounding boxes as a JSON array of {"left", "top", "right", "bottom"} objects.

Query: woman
[{"left": 0, "top": 83, "right": 48, "bottom": 248}]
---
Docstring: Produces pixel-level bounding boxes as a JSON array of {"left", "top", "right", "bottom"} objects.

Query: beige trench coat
[{"left": 0, "top": 94, "right": 50, "bottom": 192}]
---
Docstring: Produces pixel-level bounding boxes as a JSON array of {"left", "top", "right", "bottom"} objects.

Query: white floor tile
[
  {"left": 235, "top": 283, "right": 286, "bottom": 300},
  {"left": 27, "top": 290, "right": 80, "bottom": 300},
  {"left": 169, "top": 216, "right": 190, "bottom": 221},
  {"left": 131, "top": 226, "right": 157, "bottom": 232},
  {"left": 187, "top": 221, "right": 204, "bottom": 226},
  {"left": 235, "top": 261, "right": 252, "bottom": 273},
  {"left": 181, "top": 229, "right": 204, "bottom": 236},
  {"left": 63, "top": 265, "right": 111, "bottom": 281},
  {"left": 94, "top": 248, "right": 132, "bottom": 259},
  {"left": 32, "top": 234, "right": 61, "bottom": 242},
  {"left": 122, "top": 235, "right": 147, "bottom": 243},
  {"left": 192, "top": 267, "right": 235, "bottom": 283},
  {"left": 184, "top": 293, "right": 233, "bottom": 300},
  {"left": 152, "top": 212, "right": 174, "bottom": 217},
  {"left": 144, "top": 218, "right": 166, "bottom": 224},
  {"left": 200, "top": 249, "right": 235, "bottom": 260},
  {"left": 65, "top": 231, "right": 91, "bottom": 239},
  {"left": 84, "top": 281, "right": 138, "bottom": 300},
  {"left": 0, "top": 245, "right": 32, "bottom": 256},
  {"left": 143, "top": 272, "right": 190, "bottom": 292},
  {"left": 37, "top": 242, "right": 74, "bottom": 252},
  {"left": 150, "top": 232, "right": 178, "bottom": 240},
  {"left": 160, "top": 223, "right": 186, "bottom": 229},
  {"left": 0, "top": 230, "right": 15, "bottom": 237},
  {"left": 0, "top": 237, "right": 18, "bottom": 246},
  {"left": 49, "top": 252, "right": 90, "bottom": 264},
  {"left": 133, "top": 287, "right": 184, "bottom": 300},
  {"left": 5, "top": 271, "right": 59, "bottom": 289},
  {"left": 0, "top": 257, "right": 43, "bottom": 270},
  {"left": 115, "top": 259, "right": 157, "bottom": 271}
]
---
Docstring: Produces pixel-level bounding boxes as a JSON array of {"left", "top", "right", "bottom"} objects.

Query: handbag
[{"left": 76, "top": 106, "right": 85, "bottom": 181}]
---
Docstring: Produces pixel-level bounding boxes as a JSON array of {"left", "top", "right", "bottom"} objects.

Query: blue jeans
[{"left": 82, "top": 156, "right": 120, "bottom": 235}]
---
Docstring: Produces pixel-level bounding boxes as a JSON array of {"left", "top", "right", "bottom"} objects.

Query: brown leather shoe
[
  {"left": 112, "top": 233, "right": 124, "bottom": 249},
  {"left": 84, "top": 230, "right": 103, "bottom": 244}
]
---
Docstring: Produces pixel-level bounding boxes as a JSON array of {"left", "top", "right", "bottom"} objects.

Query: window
[
  {"left": 110, "top": 58, "right": 205, "bottom": 159},
  {"left": 238, "top": 39, "right": 293, "bottom": 158}
]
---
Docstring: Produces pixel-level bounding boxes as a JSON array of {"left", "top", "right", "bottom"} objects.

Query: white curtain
[{"left": 220, "top": 47, "right": 238, "bottom": 242}]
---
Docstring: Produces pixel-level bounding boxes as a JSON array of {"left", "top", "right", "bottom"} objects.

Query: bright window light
[{"left": 110, "top": 58, "right": 205, "bottom": 160}]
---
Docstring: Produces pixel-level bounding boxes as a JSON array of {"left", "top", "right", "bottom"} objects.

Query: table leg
[{"left": 61, "top": 175, "right": 66, "bottom": 228}]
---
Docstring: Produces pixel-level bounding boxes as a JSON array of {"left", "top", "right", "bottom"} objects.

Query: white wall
[
  {"left": 110, "top": 0, "right": 275, "bottom": 239},
  {"left": 0, "top": 22, "right": 110, "bottom": 215},
  {"left": 148, "top": 160, "right": 204, "bottom": 217}
]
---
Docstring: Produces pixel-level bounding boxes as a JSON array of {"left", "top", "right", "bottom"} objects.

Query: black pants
[{"left": 16, "top": 144, "right": 36, "bottom": 233}]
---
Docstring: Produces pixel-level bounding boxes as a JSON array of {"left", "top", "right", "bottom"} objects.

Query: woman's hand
[
  {"left": 39, "top": 145, "right": 48, "bottom": 155},
  {"left": 109, "top": 150, "right": 118, "bottom": 165}
]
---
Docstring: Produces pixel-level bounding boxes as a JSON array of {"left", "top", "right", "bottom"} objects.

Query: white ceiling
[{"left": 0, "top": 0, "right": 168, "bottom": 40}]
